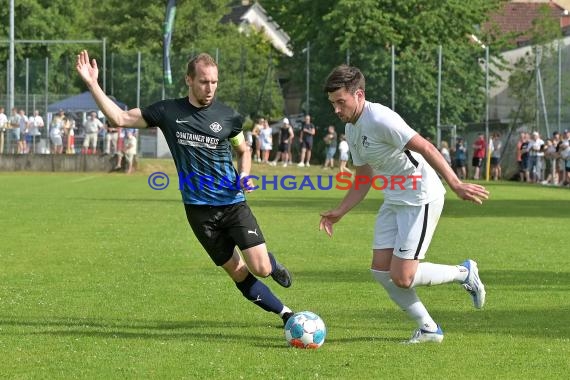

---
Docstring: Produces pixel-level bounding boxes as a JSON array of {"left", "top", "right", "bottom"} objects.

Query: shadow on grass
[
  {"left": 0, "top": 316, "right": 288, "bottom": 343},
  {"left": 483, "top": 269, "right": 570, "bottom": 288},
  {"left": 292, "top": 268, "right": 570, "bottom": 286},
  {"left": 69, "top": 197, "right": 181, "bottom": 204},
  {"left": 66, "top": 189, "right": 567, "bottom": 219},
  {"left": 0, "top": 314, "right": 410, "bottom": 346},
  {"left": 351, "top": 306, "right": 570, "bottom": 339},
  {"left": 0, "top": 298, "right": 567, "bottom": 342},
  {"left": 250, "top": 197, "right": 569, "bottom": 218},
  {"left": 286, "top": 268, "right": 570, "bottom": 340}
]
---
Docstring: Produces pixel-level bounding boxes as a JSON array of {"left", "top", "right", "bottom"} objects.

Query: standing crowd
[
  {"left": 515, "top": 129, "right": 570, "bottom": 186},
  {"left": 0, "top": 107, "right": 138, "bottom": 174},
  {"left": 248, "top": 114, "right": 352, "bottom": 172},
  {"left": 445, "top": 129, "right": 570, "bottom": 187}
]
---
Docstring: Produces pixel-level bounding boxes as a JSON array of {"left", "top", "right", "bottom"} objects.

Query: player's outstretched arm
[
  {"left": 76, "top": 50, "right": 148, "bottom": 129},
  {"left": 405, "top": 134, "right": 489, "bottom": 204}
]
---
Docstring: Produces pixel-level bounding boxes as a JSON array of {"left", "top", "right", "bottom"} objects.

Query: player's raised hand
[
  {"left": 76, "top": 50, "right": 99, "bottom": 87},
  {"left": 454, "top": 182, "right": 489, "bottom": 205}
]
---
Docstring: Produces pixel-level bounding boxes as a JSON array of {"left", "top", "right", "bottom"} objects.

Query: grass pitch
[{"left": 0, "top": 161, "right": 568, "bottom": 379}]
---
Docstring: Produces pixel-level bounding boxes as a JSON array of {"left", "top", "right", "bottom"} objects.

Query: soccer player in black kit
[{"left": 76, "top": 50, "right": 294, "bottom": 325}]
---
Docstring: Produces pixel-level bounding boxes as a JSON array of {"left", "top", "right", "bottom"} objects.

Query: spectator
[
  {"left": 63, "top": 115, "right": 77, "bottom": 154},
  {"left": 338, "top": 133, "right": 351, "bottom": 174},
  {"left": 0, "top": 107, "right": 7, "bottom": 154},
  {"left": 519, "top": 132, "right": 530, "bottom": 182},
  {"left": 115, "top": 129, "right": 137, "bottom": 174},
  {"left": 0, "top": 107, "right": 6, "bottom": 128},
  {"left": 440, "top": 141, "right": 452, "bottom": 167},
  {"left": 8, "top": 108, "right": 20, "bottom": 154},
  {"left": 82, "top": 111, "right": 103, "bottom": 154},
  {"left": 558, "top": 130, "right": 570, "bottom": 185},
  {"left": 552, "top": 131, "right": 562, "bottom": 184},
  {"left": 453, "top": 137, "right": 467, "bottom": 179},
  {"left": 284, "top": 118, "right": 295, "bottom": 166},
  {"left": 560, "top": 140, "right": 570, "bottom": 186},
  {"left": 18, "top": 109, "right": 30, "bottom": 154},
  {"left": 49, "top": 110, "right": 65, "bottom": 154},
  {"left": 269, "top": 118, "right": 294, "bottom": 167},
  {"left": 27, "top": 110, "right": 44, "bottom": 154},
  {"left": 259, "top": 119, "right": 272, "bottom": 164},
  {"left": 104, "top": 120, "right": 120, "bottom": 156},
  {"left": 528, "top": 131, "right": 544, "bottom": 183},
  {"left": 322, "top": 125, "right": 338, "bottom": 169},
  {"left": 471, "top": 133, "right": 485, "bottom": 180},
  {"left": 251, "top": 117, "right": 263, "bottom": 163},
  {"left": 542, "top": 139, "right": 557, "bottom": 185},
  {"left": 297, "top": 114, "right": 316, "bottom": 167},
  {"left": 490, "top": 132, "right": 502, "bottom": 181}
]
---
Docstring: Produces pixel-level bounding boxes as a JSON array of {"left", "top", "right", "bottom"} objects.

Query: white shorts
[
  {"left": 83, "top": 133, "right": 98, "bottom": 148},
  {"left": 50, "top": 134, "right": 62, "bottom": 146},
  {"left": 373, "top": 197, "right": 444, "bottom": 260}
]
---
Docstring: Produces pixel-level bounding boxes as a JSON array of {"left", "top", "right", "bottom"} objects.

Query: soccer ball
[{"left": 284, "top": 311, "right": 326, "bottom": 349}]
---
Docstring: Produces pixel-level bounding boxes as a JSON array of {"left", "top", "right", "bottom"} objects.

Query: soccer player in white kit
[{"left": 320, "top": 65, "right": 489, "bottom": 343}]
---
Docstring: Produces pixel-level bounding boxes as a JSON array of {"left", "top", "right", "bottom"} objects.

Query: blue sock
[{"left": 235, "top": 272, "right": 284, "bottom": 313}]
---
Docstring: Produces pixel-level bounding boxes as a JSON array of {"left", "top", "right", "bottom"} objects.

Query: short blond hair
[{"left": 186, "top": 53, "right": 217, "bottom": 78}]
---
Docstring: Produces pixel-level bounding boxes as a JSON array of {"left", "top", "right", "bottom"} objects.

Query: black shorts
[
  {"left": 184, "top": 202, "right": 265, "bottom": 266},
  {"left": 490, "top": 157, "right": 500, "bottom": 166},
  {"left": 519, "top": 156, "right": 529, "bottom": 171},
  {"left": 301, "top": 139, "right": 313, "bottom": 150},
  {"left": 472, "top": 157, "right": 483, "bottom": 168},
  {"left": 278, "top": 142, "right": 289, "bottom": 153}
]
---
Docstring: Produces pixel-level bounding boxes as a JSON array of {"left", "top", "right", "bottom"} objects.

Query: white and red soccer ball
[{"left": 284, "top": 311, "right": 326, "bottom": 349}]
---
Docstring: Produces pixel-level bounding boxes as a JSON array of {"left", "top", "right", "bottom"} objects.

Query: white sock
[
  {"left": 371, "top": 269, "right": 438, "bottom": 332},
  {"left": 411, "top": 262, "right": 468, "bottom": 288},
  {"left": 279, "top": 306, "right": 293, "bottom": 317}
]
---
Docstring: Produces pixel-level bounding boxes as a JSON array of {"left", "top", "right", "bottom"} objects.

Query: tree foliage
[
  {"left": 4, "top": 0, "right": 549, "bottom": 136},
  {"left": 507, "top": 5, "right": 565, "bottom": 131},
  {"left": 263, "top": 0, "right": 507, "bottom": 137},
  {"left": 0, "top": 0, "right": 285, "bottom": 119}
]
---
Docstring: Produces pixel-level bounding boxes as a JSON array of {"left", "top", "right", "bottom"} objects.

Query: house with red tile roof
[{"left": 485, "top": 0, "right": 570, "bottom": 47}]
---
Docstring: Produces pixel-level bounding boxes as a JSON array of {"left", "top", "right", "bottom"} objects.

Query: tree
[
  {"left": 263, "top": 0, "right": 506, "bottom": 138},
  {"left": 506, "top": 5, "right": 566, "bottom": 133},
  {"left": 88, "top": 0, "right": 285, "bottom": 117},
  {"left": 0, "top": 0, "right": 285, "bottom": 119},
  {"left": 0, "top": 0, "right": 95, "bottom": 99}
]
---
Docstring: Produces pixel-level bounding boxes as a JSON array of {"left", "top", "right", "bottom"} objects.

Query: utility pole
[{"left": 9, "top": 0, "right": 15, "bottom": 110}]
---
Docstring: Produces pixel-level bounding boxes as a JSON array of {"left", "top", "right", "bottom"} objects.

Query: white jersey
[
  {"left": 345, "top": 101, "right": 445, "bottom": 205},
  {"left": 338, "top": 140, "right": 349, "bottom": 155}
]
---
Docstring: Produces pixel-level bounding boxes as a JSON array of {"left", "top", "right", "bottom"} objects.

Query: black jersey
[{"left": 141, "top": 97, "right": 245, "bottom": 206}]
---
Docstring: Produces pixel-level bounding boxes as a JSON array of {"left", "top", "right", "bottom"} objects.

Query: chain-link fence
[{"left": 1, "top": 40, "right": 570, "bottom": 177}]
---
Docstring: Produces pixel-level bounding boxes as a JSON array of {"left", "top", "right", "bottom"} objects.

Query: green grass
[{"left": 0, "top": 161, "right": 569, "bottom": 379}]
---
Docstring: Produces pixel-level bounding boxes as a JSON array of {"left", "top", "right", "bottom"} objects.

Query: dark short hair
[
  {"left": 323, "top": 65, "right": 365, "bottom": 94},
  {"left": 186, "top": 53, "right": 217, "bottom": 77}
]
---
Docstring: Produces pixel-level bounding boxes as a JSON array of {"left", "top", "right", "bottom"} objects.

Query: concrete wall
[{"left": 0, "top": 154, "right": 115, "bottom": 172}]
